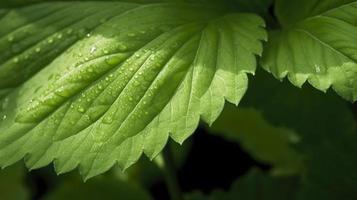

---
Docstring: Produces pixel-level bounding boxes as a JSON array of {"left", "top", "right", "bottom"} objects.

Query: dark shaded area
[
  {"left": 176, "top": 127, "right": 270, "bottom": 194},
  {"left": 149, "top": 127, "right": 270, "bottom": 200},
  {"left": 25, "top": 168, "right": 59, "bottom": 200}
]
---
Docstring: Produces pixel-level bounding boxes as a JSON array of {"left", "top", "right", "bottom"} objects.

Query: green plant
[{"left": 0, "top": 0, "right": 356, "bottom": 199}]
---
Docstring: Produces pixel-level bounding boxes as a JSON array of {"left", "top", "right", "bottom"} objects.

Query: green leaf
[
  {"left": 44, "top": 174, "right": 152, "bottom": 200},
  {"left": 0, "top": 164, "right": 29, "bottom": 200},
  {"left": 275, "top": 0, "right": 356, "bottom": 26},
  {"left": 261, "top": 0, "right": 357, "bottom": 101},
  {"left": 0, "top": 2, "right": 266, "bottom": 179},
  {"left": 186, "top": 169, "right": 300, "bottom": 200},
  {"left": 242, "top": 69, "right": 357, "bottom": 198},
  {"left": 210, "top": 105, "right": 303, "bottom": 176}
]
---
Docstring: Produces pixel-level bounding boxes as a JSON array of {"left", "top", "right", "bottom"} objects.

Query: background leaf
[
  {"left": 0, "top": 164, "right": 29, "bottom": 200},
  {"left": 43, "top": 173, "right": 152, "bottom": 200},
  {"left": 186, "top": 169, "right": 300, "bottom": 200},
  {"left": 261, "top": 0, "right": 357, "bottom": 101},
  {"left": 241, "top": 69, "right": 357, "bottom": 198},
  {"left": 209, "top": 105, "right": 303, "bottom": 176}
]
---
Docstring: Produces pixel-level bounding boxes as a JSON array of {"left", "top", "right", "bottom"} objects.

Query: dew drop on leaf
[
  {"left": 90, "top": 46, "right": 97, "bottom": 54},
  {"left": 103, "top": 116, "right": 113, "bottom": 124},
  {"left": 67, "top": 28, "right": 73, "bottom": 34},
  {"left": 13, "top": 57, "right": 19, "bottom": 63},
  {"left": 57, "top": 33, "right": 63, "bottom": 39},
  {"left": 7, "top": 35, "right": 14, "bottom": 42},
  {"left": 78, "top": 106, "right": 85, "bottom": 113}
]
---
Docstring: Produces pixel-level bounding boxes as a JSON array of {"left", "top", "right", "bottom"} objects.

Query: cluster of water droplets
[{"left": 0, "top": 97, "right": 9, "bottom": 121}]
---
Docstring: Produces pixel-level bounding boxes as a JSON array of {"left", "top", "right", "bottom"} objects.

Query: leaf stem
[{"left": 162, "top": 142, "right": 183, "bottom": 200}]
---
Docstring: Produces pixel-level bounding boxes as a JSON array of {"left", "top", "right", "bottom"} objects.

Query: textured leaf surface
[
  {"left": 261, "top": 0, "right": 357, "bottom": 101},
  {"left": 210, "top": 105, "right": 303, "bottom": 176},
  {"left": 0, "top": 2, "right": 265, "bottom": 179},
  {"left": 242, "top": 69, "right": 357, "bottom": 198}
]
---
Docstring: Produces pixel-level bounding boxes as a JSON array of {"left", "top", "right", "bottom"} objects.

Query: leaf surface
[
  {"left": 0, "top": 2, "right": 266, "bottom": 179},
  {"left": 261, "top": 0, "right": 357, "bottom": 101}
]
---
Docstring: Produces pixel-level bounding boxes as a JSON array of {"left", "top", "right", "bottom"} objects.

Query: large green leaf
[
  {"left": 209, "top": 105, "right": 303, "bottom": 176},
  {"left": 261, "top": 0, "right": 357, "bottom": 101},
  {"left": 0, "top": 2, "right": 266, "bottom": 179}
]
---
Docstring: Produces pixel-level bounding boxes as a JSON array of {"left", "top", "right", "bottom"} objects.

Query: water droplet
[
  {"left": 48, "top": 38, "right": 54, "bottom": 44},
  {"left": 128, "top": 33, "right": 136, "bottom": 37},
  {"left": 105, "top": 55, "right": 122, "bottom": 66},
  {"left": 117, "top": 43, "right": 128, "bottom": 51},
  {"left": 57, "top": 34, "right": 63, "bottom": 39},
  {"left": 90, "top": 46, "right": 97, "bottom": 54},
  {"left": 103, "top": 116, "right": 113, "bottom": 124},
  {"left": 315, "top": 64, "right": 321, "bottom": 73},
  {"left": 2, "top": 115, "right": 7, "bottom": 120},
  {"left": 7, "top": 36, "right": 14, "bottom": 42},
  {"left": 67, "top": 28, "right": 73, "bottom": 34},
  {"left": 86, "top": 33, "right": 91, "bottom": 37},
  {"left": 78, "top": 106, "right": 85, "bottom": 113},
  {"left": 35, "top": 47, "right": 41, "bottom": 53},
  {"left": 13, "top": 57, "right": 19, "bottom": 63}
]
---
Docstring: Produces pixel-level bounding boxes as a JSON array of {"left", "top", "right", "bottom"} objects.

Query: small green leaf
[
  {"left": 261, "top": 0, "right": 357, "bottom": 101},
  {"left": 210, "top": 105, "right": 303, "bottom": 176},
  {"left": 0, "top": 2, "right": 266, "bottom": 179}
]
